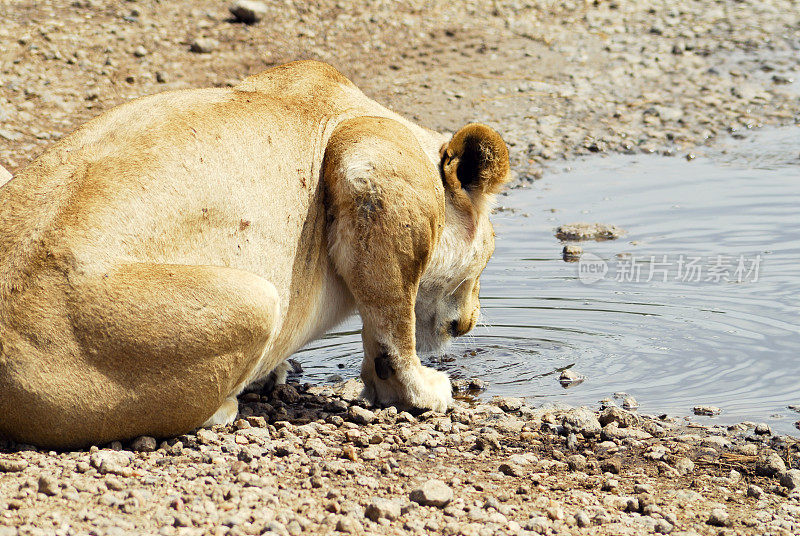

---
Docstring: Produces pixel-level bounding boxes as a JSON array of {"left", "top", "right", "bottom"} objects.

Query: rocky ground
[
  {"left": 1, "top": 0, "right": 799, "bottom": 180},
  {"left": 1, "top": 380, "right": 800, "bottom": 536},
  {"left": 2, "top": 1, "right": 800, "bottom": 535}
]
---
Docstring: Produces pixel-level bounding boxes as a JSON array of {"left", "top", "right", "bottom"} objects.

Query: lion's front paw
[
  {"left": 410, "top": 365, "right": 453, "bottom": 412},
  {"left": 363, "top": 364, "right": 453, "bottom": 413}
]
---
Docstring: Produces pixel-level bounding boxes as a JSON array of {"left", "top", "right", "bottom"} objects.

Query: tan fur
[{"left": 0, "top": 61, "right": 509, "bottom": 448}]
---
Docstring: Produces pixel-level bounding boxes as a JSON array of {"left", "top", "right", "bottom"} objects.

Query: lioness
[{"left": 0, "top": 61, "right": 509, "bottom": 448}]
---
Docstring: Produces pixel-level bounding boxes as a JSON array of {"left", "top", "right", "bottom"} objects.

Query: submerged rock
[
  {"left": 559, "top": 369, "right": 584, "bottom": 387},
  {"left": 556, "top": 223, "right": 625, "bottom": 241},
  {"left": 562, "top": 244, "right": 583, "bottom": 261},
  {"left": 693, "top": 406, "right": 722, "bottom": 416}
]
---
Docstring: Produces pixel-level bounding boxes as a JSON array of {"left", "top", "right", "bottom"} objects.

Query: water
[{"left": 294, "top": 127, "right": 800, "bottom": 436}]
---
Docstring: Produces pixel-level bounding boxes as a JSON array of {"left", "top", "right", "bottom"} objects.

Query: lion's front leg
[
  {"left": 323, "top": 116, "right": 453, "bottom": 413},
  {"left": 359, "top": 317, "right": 452, "bottom": 413}
]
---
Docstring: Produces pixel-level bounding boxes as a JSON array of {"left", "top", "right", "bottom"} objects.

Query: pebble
[
  {"left": 575, "top": 510, "right": 591, "bottom": 527},
  {"left": 492, "top": 396, "right": 523, "bottom": 412},
  {"left": 364, "top": 498, "right": 401, "bottom": 521},
  {"left": 499, "top": 463, "right": 525, "bottom": 477},
  {"left": 693, "top": 405, "right": 721, "bottom": 416},
  {"left": 90, "top": 450, "right": 132, "bottom": 475},
  {"left": 347, "top": 406, "right": 376, "bottom": 425},
  {"left": 562, "top": 408, "right": 602, "bottom": 436},
  {"left": 558, "top": 369, "right": 584, "bottom": 386},
  {"left": 562, "top": 244, "right": 582, "bottom": 261},
  {"left": 599, "top": 407, "right": 638, "bottom": 428},
  {"left": 335, "top": 516, "right": 362, "bottom": 534},
  {"left": 229, "top": 0, "right": 268, "bottom": 24},
  {"left": 37, "top": 474, "right": 60, "bottom": 496},
  {"left": 566, "top": 454, "right": 587, "bottom": 472},
  {"left": 707, "top": 508, "right": 730, "bottom": 527},
  {"left": 133, "top": 45, "right": 147, "bottom": 58},
  {"left": 754, "top": 422, "right": 772, "bottom": 435},
  {"left": 0, "top": 458, "right": 27, "bottom": 472},
  {"left": 674, "top": 457, "right": 695, "bottom": 475},
  {"left": 409, "top": 480, "right": 453, "bottom": 508},
  {"left": 600, "top": 457, "right": 622, "bottom": 474},
  {"left": 621, "top": 395, "right": 639, "bottom": 411},
  {"left": 190, "top": 38, "right": 218, "bottom": 54},
  {"left": 746, "top": 484, "right": 764, "bottom": 498},
  {"left": 131, "top": 435, "right": 157, "bottom": 452},
  {"left": 756, "top": 452, "right": 786, "bottom": 476},
  {"left": 780, "top": 469, "right": 800, "bottom": 490},
  {"left": 524, "top": 516, "right": 550, "bottom": 533}
]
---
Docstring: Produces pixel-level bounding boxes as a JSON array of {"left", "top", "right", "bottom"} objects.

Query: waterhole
[{"left": 295, "top": 127, "right": 800, "bottom": 435}]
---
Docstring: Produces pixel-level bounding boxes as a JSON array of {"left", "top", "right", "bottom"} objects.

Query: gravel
[{"left": 0, "top": 382, "right": 797, "bottom": 535}]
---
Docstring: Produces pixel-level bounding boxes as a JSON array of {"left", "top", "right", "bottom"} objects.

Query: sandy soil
[{"left": 1, "top": 1, "right": 800, "bottom": 535}]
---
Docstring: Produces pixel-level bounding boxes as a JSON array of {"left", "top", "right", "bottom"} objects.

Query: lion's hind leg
[{"left": 15, "top": 262, "right": 282, "bottom": 447}]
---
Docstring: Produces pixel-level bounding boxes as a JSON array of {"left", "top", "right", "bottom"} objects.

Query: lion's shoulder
[{"left": 235, "top": 60, "right": 357, "bottom": 98}]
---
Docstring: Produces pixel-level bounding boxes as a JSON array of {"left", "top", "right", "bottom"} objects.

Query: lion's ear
[{"left": 440, "top": 124, "right": 510, "bottom": 201}]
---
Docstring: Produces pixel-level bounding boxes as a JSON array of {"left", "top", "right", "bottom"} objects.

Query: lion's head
[{"left": 415, "top": 123, "right": 510, "bottom": 353}]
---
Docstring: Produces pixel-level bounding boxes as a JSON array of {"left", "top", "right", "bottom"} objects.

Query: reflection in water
[{"left": 293, "top": 127, "right": 800, "bottom": 436}]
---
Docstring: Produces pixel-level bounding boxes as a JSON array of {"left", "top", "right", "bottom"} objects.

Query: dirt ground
[{"left": 1, "top": 1, "right": 800, "bottom": 535}]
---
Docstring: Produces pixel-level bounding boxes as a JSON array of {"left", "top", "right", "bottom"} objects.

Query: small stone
[
  {"left": 693, "top": 406, "right": 721, "bottom": 416},
  {"left": 130, "top": 436, "right": 157, "bottom": 452},
  {"left": 566, "top": 454, "right": 587, "bottom": 472},
  {"left": 562, "top": 244, "right": 582, "bottom": 261},
  {"left": 674, "top": 457, "right": 695, "bottom": 475},
  {"left": 247, "top": 416, "right": 267, "bottom": 428},
  {"left": 196, "top": 429, "right": 219, "bottom": 445},
  {"left": 190, "top": 38, "right": 218, "bottom": 54},
  {"left": 229, "top": 0, "right": 268, "bottom": 24},
  {"left": 654, "top": 519, "right": 673, "bottom": 534},
  {"left": 621, "top": 396, "right": 638, "bottom": 411},
  {"left": 155, "top": 71, "right": 168, "bottom": 83},
  {"left": 575, "top": 510, "right": 591, "bottom": 527},
  {"left": 90, "top": 451, "right": 133, "bottom": 474},
  {"left": 38, "top": 474, "right": 59, "bottom": 496},
  {"left": 347, "top": 406, "right": 376, "bottom": 425},
  {"left": 746, "top": 484, "right": 764, "bottom": 498},
  {"left": 499, "top": 463, "right": 524, "bottom": 477},
  {"left": 707, "top": 508, "right": 730, "bottom": 527},
  {"left": 600, "top": 457, "right": 622, "bottom": 474},
  {"left": 754, "top": 423, "right": 772, "bottom": 435},
  {"left": 524, "top": 516, "right": 550, "bottom": 533},
  {"left": 599, "top": 407, "right": 638, "bottom": 428},
  {"left": 780, "top": 469, "right": 800, "bottom": 490},
  {"left": 335, "top": 515, "right": 362, "bottom": 533},
  {"left": 757, "top": 452, "right": 786, "bottom": 476},
  {"left": 340, "top": 445, "right": 358, "bottom": 462},
  {"left": 562, "top": 408, "right": 602, "bottom": 436},
  {"left": 0, "top": 459, "right": 27, "bottom": 472},
  {"left": 559, "top": 369, "right": 584, "bottom": 386},
  {"left": 364, "top": 498, "right": 401, "bottom": 521},
  {"left": 410, "top": 479, "right": 453, "bottom": 507},
  {"left": 273, "top": 383, "right": 300, "bottom": 403},
  {"left": 492, "top": 396, "right": 523, "bottom": 412},
  {"left": 133, "top": 45, "right": 147, "bottom": 57}
]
